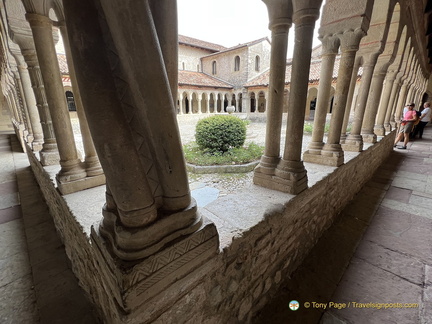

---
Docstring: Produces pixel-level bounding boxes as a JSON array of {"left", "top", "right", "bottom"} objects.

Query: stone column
[
  {"left": 253, "top": 0, "right": 292, "bottom": 185},
  {"left": 384, "top": 75, "right": 401, "bottom": 130},
  {"left": 21, "top": 49, "right": 59, "bottom": 164},
  {"left": 342, "top": 51, "right": 379, "bottom": 152},
  {"left": 374, "top": 70, "right": 397, "bottom": 135},
  {"left": 58, "top": 21, "right": 104, "bottom": 178},
  {"left": 197, "top": 94, "right": 202, "bottom": 114},
  {"left": 273, "top": 0, "right": 321, "bottom": 194},
  {"left": 322, "top": 29, "right": 365, "bottom": 162},
  {"left": 340, "top": 57, "right": 361, "bottom": 141},
  {"left": 178, "top": 93, "right": 183, "bottom": 114},
  {"left": 12, "top": 52, "right": 44, "bottom": 151},
  {"left": 10, "top": 68, "right": 32, "bottom": 142},
  {"left": 26, "top": 13, "right": 86, "bottom": 188},
  {"left": 242, "top": 89, "right": 249, "bottom": 114},
  {"left": 394, "top": 80, "right": 409, "bottom": 121},
  {"left": 361, "top": 63, "right": 390, "bottom": 142},
  {"left": 303, "top": 34, "right": 339, "bottom": 160},
  {"left": 64, "top": 0, "right": 214, "bottom": 259}
]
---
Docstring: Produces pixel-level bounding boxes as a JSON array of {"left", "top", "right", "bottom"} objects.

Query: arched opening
[
  {"left": 212, "top": 61, "right": 217, "bottom": 75},
  {"left": 250, "top": 92, "right": 256, "bottom": 112},
  {"left": 234, "top": 56, "right": 240, "bottom": 72},
  {"left": 209, "top": 93, "right": 215, "bottom": 113},
  {"left": 65, "top": 91, "right": 76, "bottom": 111},
  {"left": 255, "top": 55, "right": 260, "bottom": 72},
  {"left": 258, "top": 91, "right": 266, "bottom": 112},
  {"left": 238, "top": 93, "right": 243, "bottom": 112}
]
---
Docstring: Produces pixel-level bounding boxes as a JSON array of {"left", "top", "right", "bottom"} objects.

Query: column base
[
  {"left": 362, "top": 133, "right": 377, "bottom": 143},
  {"left": 31, "top": 140, "right": 44, "bottom": 152},
  {"left": 254, "top": 155, "right": 280, "bottom": 176},
  {"left": 313, "top": 144, "right": 344, "bottom": 167},
  {"left": 254, "top": 159, "right": 307, "bottom": 194},
  {"left": 341, "top": 134, "right": 363, "bottom": 152},
  {"left": 90, "top": 216, "right": 218, "bottom": 322},
  {"left": 100, "top": 199, "right": 204, "bottom": 260},
  {"left": 384, "top": 123, "right": 392, "bottom": 132},
  {"left": 56, "top": 173, "right": 106, "bottom": 195},
  {"left": 40, "top": 150, "right": 60, "bottom": 165},
  {"left": 373, "top": 125, "right": 386, "bottom": 136}
]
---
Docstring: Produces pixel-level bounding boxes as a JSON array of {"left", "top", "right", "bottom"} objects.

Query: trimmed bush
[{"left": 195, "top": 115, "right": 247, "bottom": 153}]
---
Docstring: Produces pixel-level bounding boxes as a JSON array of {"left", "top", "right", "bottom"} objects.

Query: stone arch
[
  {"left": 255, "top": 55, "right": 260, "bottom": 72},
  {"left": 250, "top": 91, "right": 256, "bottom": 112},
  {"left": 209, "top": 93, "right": 216, "bottom": 113},
  {"left": 191, "top": 92, "right": 199, "bottom": 114},
  {"left": 212, "top": 61, "right": 217, "bottom": 75},
  {"left": 234, "top": 56, "right": 240, "bottom": 71},
  {"left": 306, "top": 87, "right": 318, "bottom": 120},
  {"left": 257, "top": 91, "right": 266, "bottom": 112},
  {"left": 65, "top": 89, "right": 76, "bottom": 111}
]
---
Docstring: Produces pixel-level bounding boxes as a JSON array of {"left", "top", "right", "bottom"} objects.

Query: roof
[
  {"left": 245, "top": 56, "right": 351, "bottom": 87},
  {"left": 178, "top": 70, "right": 233, "bottom": 89},
  {"left": 178, "top": 35, "right": 227, "bottom": 52},
  {"left": 202, "top": 37, "right": 270, "bottom": 58}
]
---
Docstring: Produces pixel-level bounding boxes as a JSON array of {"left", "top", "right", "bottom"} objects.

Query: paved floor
[
  {"left": 255, "top": 125, "right": 432, "bottom": 324},
  {"left": 1, "top": 122, "right": 431, "bottom": 323},
  {"left": 0, "top": 132, "right": 98, "bottom": 324}
]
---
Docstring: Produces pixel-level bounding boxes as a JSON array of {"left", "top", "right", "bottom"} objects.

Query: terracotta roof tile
[
  {"left": 178, "top": 35, "right": 227, "bottom": 52},
  {"left": 178, "top": 70, "right": 233, "bottom": 89}
]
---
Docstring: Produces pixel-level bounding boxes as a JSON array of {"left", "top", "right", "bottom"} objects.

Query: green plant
[{"left": 195, "top": 115, "right": 246, "bottom": 153}]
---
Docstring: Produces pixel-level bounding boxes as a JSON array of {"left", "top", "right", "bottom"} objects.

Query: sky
[{"left": 177, "top": 0, "right": 322, "bottom": 58}]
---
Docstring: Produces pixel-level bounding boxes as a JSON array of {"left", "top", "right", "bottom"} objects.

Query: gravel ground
[{"left": 71, "top": 113, "right": 345, "bottom": 195}]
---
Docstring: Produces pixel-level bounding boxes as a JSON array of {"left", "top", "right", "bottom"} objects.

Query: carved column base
[
  {"left": 310, "top": 143, "right": 345, "bottom": 166},
  {"left": 100, "top": 199, "right": 204, "bottom": 261},
  {"left": 32, "top": 140, "right": 44, "bottom": 152},
  {"left": 373, "top": 125, "right": 386, "bottom": 136},
  {"left": 90, "top": 216, "right": 218, "bottom": 323},
  {"left": 341, "top": 134, "right": 363, "bottom": 152},
  {"left": 362, "top": 133, "right": 377, "bottom": 143},
  {"left": 40, "top": 150, "right": 60, "bottom": 166},
  {"left": 254, "top": 155, "right": 280, "bottom": 176},
  {"left": 384, "top": 123, "right": 392, "bottom": 132},
  {"left": 254, "top": 159, "right": 307, "bottom": 194},
  {"left": 56, "top": 173, "right": 106, "bottom": 195},
  {"left": 84, "top": 156, "right": 104, "bottom": 177}
]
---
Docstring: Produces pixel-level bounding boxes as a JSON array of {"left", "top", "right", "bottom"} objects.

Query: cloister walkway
[{"left": 0, "top": 124, "right": 431, "bottom": 323}]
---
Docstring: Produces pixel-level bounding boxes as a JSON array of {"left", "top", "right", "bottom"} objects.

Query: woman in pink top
[{"left": 394, "top": 103, "right": 418, "bottom": 149}]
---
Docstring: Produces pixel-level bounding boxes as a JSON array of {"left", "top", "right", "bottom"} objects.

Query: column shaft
[{"left": 26, "top": 13, "right": 86, "bottom": 183}]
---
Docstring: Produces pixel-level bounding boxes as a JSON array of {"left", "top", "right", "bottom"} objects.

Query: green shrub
[{"left": 195, "top": 115, "right": 246, "bottom": 153}]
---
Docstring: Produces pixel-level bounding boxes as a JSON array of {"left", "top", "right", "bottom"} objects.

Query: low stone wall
[
  {"left": 186, "top": 161, "right": 259, "bottom": 174},
  {"left": 25, "top": 131, "right": 395, "bottom": 323}
]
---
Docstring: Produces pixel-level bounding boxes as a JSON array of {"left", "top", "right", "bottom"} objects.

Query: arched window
[
  {"left": 234, "top": 56, "right": 240, "bottom": 71},
  {"left": 65, "top": 91, "right": 76, "bottom": 111},
  {"left": 255, "top": 55, "right": 260, "bottom": 71},
  {"left": 212, "top": 61, "right": 217, "bottom": 75},
  {"left": 182, "top": 62, "right": 185, "bottom": 70}
]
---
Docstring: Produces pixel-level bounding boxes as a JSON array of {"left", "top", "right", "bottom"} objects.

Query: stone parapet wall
[{"left": 25, "top": 132, "right": 395, "bottom": 323}]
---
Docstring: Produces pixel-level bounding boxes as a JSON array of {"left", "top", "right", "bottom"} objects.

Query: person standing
[
  {"left": 413, "top": 102, "right": 431, "bottom": 139},
  {"left": 394, "top": 103, "right": 418, "bottom": 149}
]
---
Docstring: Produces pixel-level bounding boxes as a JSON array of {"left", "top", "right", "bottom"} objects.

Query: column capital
[
  {"left": 320, "top": 34, "right": 340, "bottom": 55},
  {"left": 262, "top": 0, "right": 293, "bottom": 30},
  {"left": 25, "top": 13, "right": 52, "bottom": 28},
  {"left": 338, "top": 28, "right": 366, "bottom": 52}
]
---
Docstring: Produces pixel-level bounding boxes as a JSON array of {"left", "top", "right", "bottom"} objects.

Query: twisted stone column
[
  {"left": 21, "top": 49, "right": 59, "bottom": 164},
  {"left": 322, "top": 28, "right": 365, "bottom": 163},
  {"left": 26, "top": 13, "right": 86, "bottom": 186},
  {"left": 303, "top": 34, "right": 339, "bottom": 161}
]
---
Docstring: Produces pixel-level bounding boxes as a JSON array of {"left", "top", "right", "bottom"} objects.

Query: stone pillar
[
  {"left": 303, "top": 34, "right": 339, "bottom": 160},
  {"left": 64, "top": 0, "right": 216, "bottom": 263},
  {"left": 273, "top": 0, "right": 321, "bottom": 194},
  {"left": 374, "top": 70, "right": 397, "bottom": 135},
  {"left": 21, "top": 49, "right": 59, "bottom": 164},
  {"left": 26, "top": 13, "right": 86, "bottom": 190},
  {"left": 361, "top": 63, "right": 390, "bottom": 142},
  {"left": 178, "top": 93, "right": 183, "bottom": 114},
  {"left": 197, "top": 94, "right": 202, "bottom": 114},
  {"left": 340, "top": 57, "right": 361, "bottom": 141},
  {"left": 242, "top": 89, "right": 249, "bottom": 114},
  {"left": 322, "top": 29, "right": 365, "bottom": 162},
  {"left": 384, "top": 75, "right": 401, "bottom": 130},
  {"left": 253, "top": 0, "right": 292, "bottom": 185},
  {"left": 58, "top": 21, "right": 104, "bottom": 179},
  {"left": 12, "top": 52, "right": 44, "bottom": 151},
  {"left": 342, "top": 52, "right": 379, "bottom": 152},
  {"left": 10, "top": 68, "right": 32, "bottom": 142},
  {"left": 394, "top": 80, "right": 409, "bottom": 121}
]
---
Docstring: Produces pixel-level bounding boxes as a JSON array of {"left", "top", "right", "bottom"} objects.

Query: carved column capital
[
  {"left": 320, "top": 34, "right": 340, "bottom": 55},
  {"left": 338, "top": 28, "right": 366, "bottom": 52}
]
